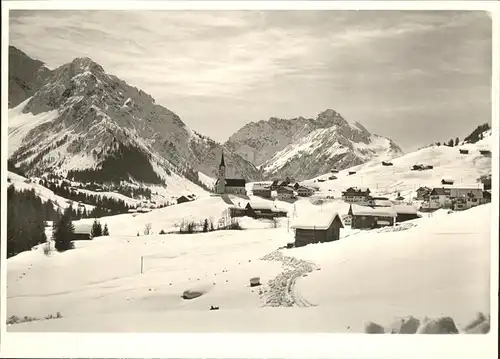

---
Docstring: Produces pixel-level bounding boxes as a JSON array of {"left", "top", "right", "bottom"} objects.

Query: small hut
[
  {"left": 73, "top": 222, "right": 92, "bottom": 241},
  {"left": 349, "top": 204, "right": 397, "bottom": 229},
  {"left": 393, "top": 204, "right": 420, "bottom": 223},
  {"left": 176, "top": 195, "right": 191, "bottom": 204},
  {"left": 291, "top": 212, "right": 344, "bottom": 247},
  {"left": 459, "top": 149, "right": 469, "bottom": 154}
]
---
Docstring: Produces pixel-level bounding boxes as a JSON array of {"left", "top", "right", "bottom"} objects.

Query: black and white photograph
[{"left": 1, "top": 1, "right": 498, "bottom": 358}]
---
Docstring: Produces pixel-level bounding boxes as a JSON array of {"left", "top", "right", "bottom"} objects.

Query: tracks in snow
[{"left": 259, "top": 250, "right": 318, "bottom": 308}]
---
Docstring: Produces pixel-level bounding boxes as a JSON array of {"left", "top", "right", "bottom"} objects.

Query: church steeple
[
  {"left": 217, "top": 151, "right": 226, "bottom": 194},
  {"left": 220, "top": 152, "right": 225, "bottom": 168}
]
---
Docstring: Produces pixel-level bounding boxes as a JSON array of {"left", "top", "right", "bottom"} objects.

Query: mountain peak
[
  {"left": 68, "top": 56, "right": 105, "bottom": 75},
  {"left": 318, "top": 108, "right": 341, "bottom": 118}
]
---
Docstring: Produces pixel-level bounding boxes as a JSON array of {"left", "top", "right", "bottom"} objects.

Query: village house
[
  {"left": 296, "top": 186, "right": 314, "bottom": 197},
  {"left": 252, "top": 184, "right": 272, "bottom": 199},
  {"left": 415, "top": 186, "right": 432, "bottom": 200},
  {"left": 444, "top": 185, "right": 484, "bottom": 200},
  {"left": 276, "top": 185, "right": 296, "bottom": 200},
  {"left": 270, "top": 180, "right": 280, "bottom": 190},
  {"left": 73, "top": 223, "right": 92, "bottom": 241},
  {"left": 214, "top": 153, "right": 247, "bottom": 195},
  {"left": 348, "top": 204, "right": 397, "bottom": 229},
  {"left": 427, "top": 187, "right": 452, "bottom": 209},
  {"left": 393, "top": 204, "right": 420, "bottom": 222},
  {"left": 291, "top": 211, "right": 344, "bottom": 247},
  {"left": 341, "top": 187, "right": 371, "bottom": 203}
]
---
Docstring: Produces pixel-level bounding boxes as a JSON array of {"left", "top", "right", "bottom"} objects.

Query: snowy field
[{"left": 7, "top": 197, "right": 491, "bottom": 332}]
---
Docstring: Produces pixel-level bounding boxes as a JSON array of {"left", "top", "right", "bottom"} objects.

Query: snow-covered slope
[
  {"left": 7, "top": 171, "right": 95, "bottom": 212},
  {"left": 7, "top": 200, "right": 491, "bottom": 333},
  {"left": 226, "top": 109, "right": 402, "bottom": 181},
  {"left": 70, "top": 195, "right": 243, "bottom": 236},
  {"left": 302, "top": 131, "right": 492, "bottom": 200},
  {"left": 7, "top": 46, "right": 261, "bottom": 194}
]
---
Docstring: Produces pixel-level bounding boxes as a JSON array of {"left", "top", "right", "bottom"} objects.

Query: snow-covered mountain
[
  {"left": 8, "top": 46, "right": 261, "bottom": 195},
  {"left": 225, "top": 109, "right": 403, "bottom": 181},
  {"left": 8, "top": 46, "right": 51, "bottom": 108}
]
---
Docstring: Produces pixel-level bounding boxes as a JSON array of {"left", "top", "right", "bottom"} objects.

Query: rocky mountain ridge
[
  {"left": 226, "top": 109, "right": 403, "bottom": 181},
  {"left": 8, "top": 46, "right": 262, "bottom": 192}
]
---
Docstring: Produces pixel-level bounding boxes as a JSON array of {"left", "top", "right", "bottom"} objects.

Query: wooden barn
[
  {"left": 479, "top": 150, "right": 491, "bottom": 156},
  {"left": 245, "top": 202, "right": 287, "bottom": 219},
  {"left": 291, "top": 212, "right": 344, "bottom": 248},
  {"left": 348, "top": 171, "right": 356, "bottom": 175},
  {"left": 382, "top": 161, "right": 393, "bottom": 166},
  {"left": 459, "top": 149, "right": 469, "bottom": 154},
  {"left": 252, "top": 184, "right": 272, "bottom": 199},
  {"left": 73, "top": 223, "right": 92, "bottom": 241},
  {"left": 348, "top": 204, "right": 397, "bottom": 229},
  {"left": 441, "top": 178, "right": 454, "bottom": 185},
  {"left": 176, "top": 195, "right": 191, "bottom": 204},
  {"left": 393, "top": 204, "right": 420, "bottom": 222}
]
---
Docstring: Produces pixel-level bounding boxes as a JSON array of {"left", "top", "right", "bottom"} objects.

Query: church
[{"left": 214, "top": 152, "right": 247, "bottom": 195}]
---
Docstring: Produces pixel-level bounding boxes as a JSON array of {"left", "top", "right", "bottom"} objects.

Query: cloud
[{"left": 9, "top": 10, "right": 492, "bottom": 151}]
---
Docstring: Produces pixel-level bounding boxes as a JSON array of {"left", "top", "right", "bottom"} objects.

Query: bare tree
[{"left": 144, "top": 223, "right": 152, "bottom": 235}]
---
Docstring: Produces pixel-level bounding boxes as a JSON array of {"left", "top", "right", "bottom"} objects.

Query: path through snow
[{"left": 259, "top": 250, "right": 319, "bottom": 307}]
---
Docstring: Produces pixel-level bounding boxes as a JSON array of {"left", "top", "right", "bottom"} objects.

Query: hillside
[
  {"left": 300, "top": 129, "right": 492, "bottom": 201},
  {"left": 226, "top": 109, "right": 403, "bottom": 181},
  {"left": 7, "top": 46, "right": 261, "bottom": 197}
]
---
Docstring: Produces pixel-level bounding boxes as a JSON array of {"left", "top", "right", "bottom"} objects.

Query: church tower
[{"left": 217, "top": 152, "right": 226, "bottom": 194}]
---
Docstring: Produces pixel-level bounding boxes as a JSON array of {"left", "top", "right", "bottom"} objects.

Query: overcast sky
[{"left": 10, "top": 10, "right": 492, "bottom": 152}]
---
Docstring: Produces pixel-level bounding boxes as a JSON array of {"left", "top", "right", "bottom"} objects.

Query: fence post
[{"left": 141, "top": 256, "right": 143, "bottom": 274}]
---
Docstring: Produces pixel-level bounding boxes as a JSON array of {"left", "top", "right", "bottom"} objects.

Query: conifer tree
[
  {"left": 53, "top": 205, "right": 75, "bottom": 252},
  {"left": 203, "top": 219, "right": 209, "bottom": 233},
  {"left": 455, "top": 137, "right": 460, "bottom": 146},
  {"left": 91, "top": 219, "right": 102, "bottom": 238}
]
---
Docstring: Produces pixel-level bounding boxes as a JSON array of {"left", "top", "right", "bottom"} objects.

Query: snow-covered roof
[
  {"left": 441, "top": 184, "right": 484, "bottom": 190},
  {"left": 372, "top": 199, "right": 393, "bottom": 207},
  {"left": 73, "top": 223, "right": 92, "bottom": 234},
  {"left": 291, "top": 211, "right": 342, "bottom": 230},
  {"left": 343, "top": 187, "right": 370, "bottom": 193},
  {"left": 393, "top": 204, "right": 418, "bottom": 215},
  {"left": 246, "top": 201, "right": 276, "bottom": 210},
  {"left": 351, "top": 204, "right": 397, "bottom": 217},
  {"left": 253, "top": 184, "right": 271, "bottom": 190}
]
